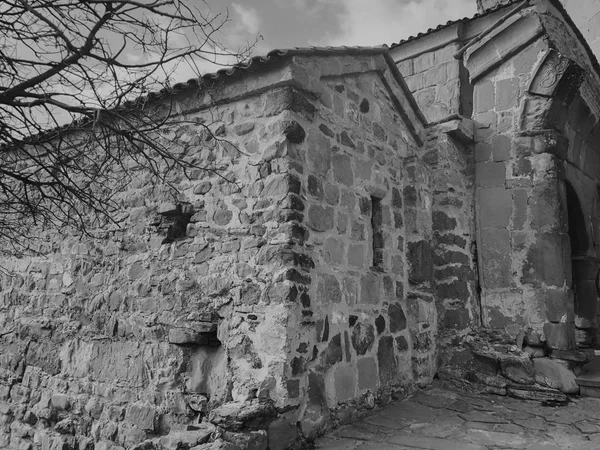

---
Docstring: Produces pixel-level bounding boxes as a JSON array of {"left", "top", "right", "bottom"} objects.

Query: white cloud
[
  {"left": 231, "top": 3, "right": 261, "bottom": 36},
  {"left": 315, "top": 0, "right": 476, "bottom": 47}
]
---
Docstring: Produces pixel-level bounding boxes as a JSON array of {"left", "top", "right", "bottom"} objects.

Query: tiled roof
[
  {"left": 150, "top": 46, "right": 388, "bottom": 99},
  {"left": 388, "top": 0, "right": 521, "bottom": 49}
]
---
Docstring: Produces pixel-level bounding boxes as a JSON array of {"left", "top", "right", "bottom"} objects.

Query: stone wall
[
  {"left": 0, "top": 50, "right": 438, "bottom": 450},
  {"left": 276, "top": 54, "right": 434, "bottom": 439},
  {"left": 396, "top": 43, "right": 467, "bottom": 123},
  {"left": 426, "top": 130, "right": 479, "bottom": 358},
  {"left": 0, "top": 79, "right": 316, "bottom": 449}
]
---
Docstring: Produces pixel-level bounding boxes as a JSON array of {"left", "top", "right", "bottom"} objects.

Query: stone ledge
[{"left": 430, "top": 116, "right": 475, "bottom": 144}]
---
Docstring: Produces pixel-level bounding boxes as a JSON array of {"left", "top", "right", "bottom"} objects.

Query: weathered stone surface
[
  {"left": 317, "top": 274, "right": 342, "bottom": 303},
  {"left": 125, "top": 404, "right": 156, "bottom": 431},
  {"left": 378, "top": 336, "right": 398, "bottom": 385},
  {"left": 267, "top": 419, "right": 297, "bottom": 450},
  {"left": 322, "top": 334, "right": 343, "bottom": 366},
  {"left": 334, "top": 365, "right": 357, "bottom": 402},
  {"left": 479, "top": 187, "right": 512, "bottom": 228},
  {"left": 522, "top": 233, "right": 568, "bottom": 287},
  {"left": 499, "top": 354, "right": 535, "bottom": 385},
  {"left": 360, "top": 272, "right": 381, "bottom": 304},
  {"left": 480, "top": 228, "right": 511, "bottom": 289},
  {"left": 300, "top": 372, "right": 330, "bottom": 440},
  {"left": 389, "top": 304, "right": 407, "bottom": 333},
  {"left": 543, "top": 323, "right": 575, "bottom": 350},
  {"left": 534, "top": 358, "right": 579, "bottom": 394},
  {"left": 159, "top": 426, "right": 215, "bottom": 450},
  {"left": 208, "top": 401, "right": 276, "bottom": 431},
  {"left": 307, "top": 205, "right": 334, "bottom": 231},
  {"left": 407, "top": 241, "right": 433, "bottom": 284},
  {"left": 351, "top": 323, "right": 375, "bottom": 356},
  {"left": 357, "top": 357, "right": 378, "bottom": 391},
  {"left": 332, "top": 153, "right": 353, "bottom": 186}
]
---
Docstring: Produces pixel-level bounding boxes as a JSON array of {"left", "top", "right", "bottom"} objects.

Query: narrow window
[{"left": 371, "top": 196, "right": 383, "bottom": 270}]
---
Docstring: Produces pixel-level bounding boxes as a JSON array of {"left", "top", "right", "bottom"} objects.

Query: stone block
[
  {"left": 476, "top": 160, "right": 506, "bottom": 189},
  {"left": 530, "top": 181, "right": 562, "bottom": 231},
  {"left": 475, "top": 142, "right": 492, "bottom": 163},
  {"left": 405, "top": 74, "right": 424, "bottom": 92},
  {"left": 357, "top": 357, "right": 378, "bottom": 391},
  {"left": 475, "top": 81, "right": 494, "bottom": 113},
  {"left": 495, "top": 77, "right": 519, "bottom": 111},
  {"left": 322, "top": 334, "right": 343, "bottom": 366},
  {"left": 317, "top": 273, "right": 342, "bottom": 304},
  {"left": 397, "top": 59, "right": 413, "bottom": 77},
  {"left": 389, "top": 303, "right": 407, "bottom": 333},
  {"left": 442, "top": 307, "right": 470, "bottom": 330},
  {"left": 407, "top": 240, "right": 433, "bottom": 284},
  {"left": 544, "top": 288, "right": 571, "bottom": 323},
  {"left": 521, "top": 232, "right": 567, "bottom": 287},
  {"left": 324, "top": 183, "right": 340, "bottom": 205},
  {"left": 307, "top": 134, "right": 331, "bottom": 176},
  {"left": 534, "top": 358, "right": 579, "bottom": 394},
  {"left": 479, "top": 186, "right": 512, "bottom": 228},
  {"left": 360, "top": 272, "right": 381, "bottom": 304},
  {"left": 307, "top": 205, "right": 334, "bottom": 232},
  {"left": 432, "top": 211, "right": 457, "bottom": 232},
  {"left": 512, "top": 189, "right": 528, "bottom": 230},
  {"left": 334, "top": 365, "right": 357, "bottom": 402},
  {"left": 307, "top": 175, "right": 324, "bottom": 200},
  {"left": 347, "top": 244, "right": 365, "bottom": 268},
  {"left": 323, "top": 238, "right": 345, "bottom": 265},
  {"left": 300, "top": 372, "right": 330, "bottom": 440},
  {"left": 437, "top": 280, "right": 469, "bottom": 300},
  {"left": 351, "top": 322, "right": 375, "bottom": 356},
  {"left": 413, "top": 52, "right": 435, "bottom": 73},
  {"left": 332, "top": 153, "right": 354, "bottom": 187},
  {"left": 480, "top": 228, "right": 511, "bottom": 289},
  {"left": 499, "top": 354, "right": 535, "bottom": 385},
  {"left": 125, "top": 403, "right": 155, "bottom": 431},
  {"left": 492, "top": 135, "right": 511, "bottom": 161},
  {"left": 435, "top": 45, "right": 459, "bottom": 64},
  {"left": 543, "top": 323, "right": 575, "bottom": 350},
  {"left": 550, "top": 348, "right": 594, "bottom": 363},
  {"left": 378, "top": 336, "right": 399, "bottom": 385},
  {"left": 423, "top": 64, "right": 448, "bottom": 87}
]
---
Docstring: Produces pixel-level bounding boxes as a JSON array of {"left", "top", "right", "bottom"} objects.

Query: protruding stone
[{"left": 534, "top": 358, "right": 579, "bottom": 394}]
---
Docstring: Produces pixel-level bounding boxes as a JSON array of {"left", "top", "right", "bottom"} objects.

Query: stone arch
[
  {"left": 519, "top": 48, "right": 584, "bottom": 135},
  {"left": 517, "top": 49, "right": 587, "bottom": 351}
]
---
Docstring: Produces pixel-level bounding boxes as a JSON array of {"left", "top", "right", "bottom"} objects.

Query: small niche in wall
[{"left": 371, "top": 196, "right": 384, "bottom": 271}]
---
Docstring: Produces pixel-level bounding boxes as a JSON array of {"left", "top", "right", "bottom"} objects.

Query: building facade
[{"left": 2, "top": 1, "right": 600, "bottom": 449}]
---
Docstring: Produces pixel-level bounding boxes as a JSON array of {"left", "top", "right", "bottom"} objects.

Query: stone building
[{"left": 2, "top": 0, "right": 600, "bottom": 449}]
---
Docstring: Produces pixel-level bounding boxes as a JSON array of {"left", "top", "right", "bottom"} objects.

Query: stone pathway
[{"left": 316, "top": 381, "right": 600, "bottom": 449}]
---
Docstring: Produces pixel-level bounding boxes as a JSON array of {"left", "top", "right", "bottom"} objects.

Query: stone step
[{"left": 576, "top": 351, "right": 600, "bottom": 397}]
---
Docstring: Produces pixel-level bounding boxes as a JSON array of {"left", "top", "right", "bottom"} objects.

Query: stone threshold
[{"left": 576, "top": 350, "right": 600, "bottom": 395}]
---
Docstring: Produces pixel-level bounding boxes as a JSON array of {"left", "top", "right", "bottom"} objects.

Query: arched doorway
[{"left": 567, "top": 181, "right": 598, "bottom": 348}]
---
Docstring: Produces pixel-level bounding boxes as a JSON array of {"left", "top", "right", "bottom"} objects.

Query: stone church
[{"left": 3, "top": 0, "right": 600, "bottom": 449}]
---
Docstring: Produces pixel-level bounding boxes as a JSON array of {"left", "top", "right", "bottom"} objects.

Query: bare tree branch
[{"left": 0, "top": 0, "right": 256, "bottom": 256}]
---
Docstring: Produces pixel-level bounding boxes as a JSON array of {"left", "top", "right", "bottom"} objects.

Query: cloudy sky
[{"left": 208, "top": 0, "right": 477, "bottom": 56}]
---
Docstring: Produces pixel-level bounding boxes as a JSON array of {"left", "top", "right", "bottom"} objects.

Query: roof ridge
[{"left": 388, "top": 0, "right": 521, "bottom": 49}]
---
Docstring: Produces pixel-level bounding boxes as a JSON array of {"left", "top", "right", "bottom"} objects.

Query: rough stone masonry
[{"left": 3, "top": 1, "right": 600, "bottom": 449}]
